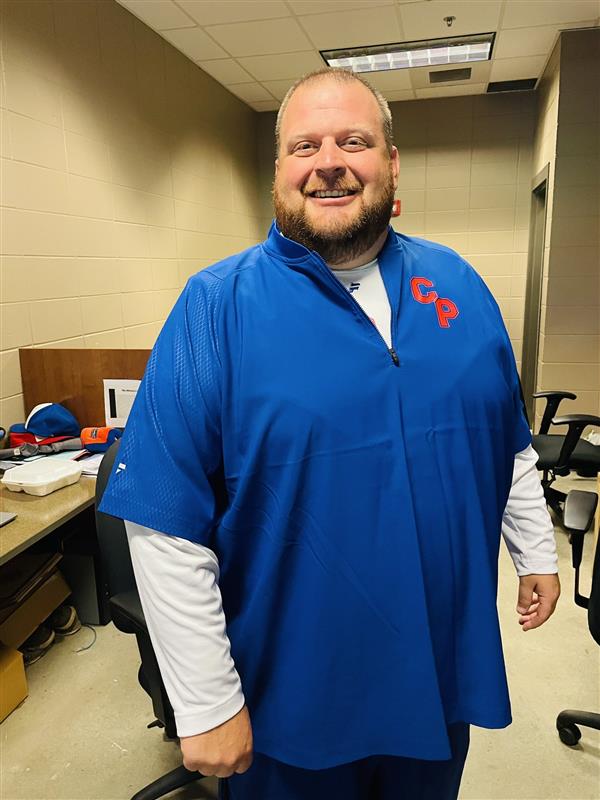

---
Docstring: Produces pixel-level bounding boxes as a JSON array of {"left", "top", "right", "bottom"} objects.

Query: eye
[
  {"left": 292, "top": 141, "right": 317, "bottom": 155},
  {"left": 342, "top": 137, "right": 367, "bottom": 151}
]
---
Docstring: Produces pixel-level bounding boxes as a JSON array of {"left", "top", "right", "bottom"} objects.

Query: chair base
[
  {"left": 556, "top": 709, "right": 600, "bottom": 747},
  {"left": 131, "top": 763, "right": 202, "bottom": 800}
]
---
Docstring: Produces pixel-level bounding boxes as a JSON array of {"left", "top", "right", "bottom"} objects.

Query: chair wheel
[{"left": 558, "top": 724, "right": 581, "bottom": 746}]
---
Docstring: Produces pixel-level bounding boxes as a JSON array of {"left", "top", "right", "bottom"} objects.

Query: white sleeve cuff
[{"left": 176, "top": 690, "right": 246, "bottom": 738}]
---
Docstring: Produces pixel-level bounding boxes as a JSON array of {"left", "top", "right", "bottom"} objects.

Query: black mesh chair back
[{"left": 95, "top": 440, "right": 136, "bottom": 598}]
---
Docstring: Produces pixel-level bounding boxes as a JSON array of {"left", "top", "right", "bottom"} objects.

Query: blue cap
[{"left": 25, "top": 403, "right": 80, "bottom": 438}]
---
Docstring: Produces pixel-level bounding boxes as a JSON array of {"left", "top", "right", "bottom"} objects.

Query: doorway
[{"left": 521, "top": 164, "right": 550, "bottom": 424}]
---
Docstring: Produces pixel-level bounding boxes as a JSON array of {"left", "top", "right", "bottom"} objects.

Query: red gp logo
[{"left": 410, "top": 277, "right": 459, "bottom": 329}]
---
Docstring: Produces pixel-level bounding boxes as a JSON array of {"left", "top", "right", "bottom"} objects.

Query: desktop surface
[{"left": 0, "top": 478, "right": 96, "bottom": 566}]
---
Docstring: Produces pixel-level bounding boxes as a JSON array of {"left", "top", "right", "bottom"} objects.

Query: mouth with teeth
[
  {"left": 304, "top": 186, "right": 362, "bottom": 206},
  {"left": 308, "top": 189, "right": 359, "bottom": 198}
]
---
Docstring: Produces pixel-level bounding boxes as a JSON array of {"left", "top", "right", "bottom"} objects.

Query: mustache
[{"left": 302, "top": 180, "right": 363, "bottom": 196}]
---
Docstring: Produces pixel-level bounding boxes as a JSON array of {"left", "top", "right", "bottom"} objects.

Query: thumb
[{"left": 517, "top": 579, "right": 535, "bottom": 613}]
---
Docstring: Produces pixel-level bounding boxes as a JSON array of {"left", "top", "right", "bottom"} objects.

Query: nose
[{"left": 314, "top": 138, "right": 346, "bottom": 182}]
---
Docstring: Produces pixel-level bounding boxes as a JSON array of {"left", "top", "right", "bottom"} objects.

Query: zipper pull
[{"left": 389, "top": 347, "right": 400, "bottom": 366}]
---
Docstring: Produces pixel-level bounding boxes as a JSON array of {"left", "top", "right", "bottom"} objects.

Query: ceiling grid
[{"left": 117, "top": 0, "right": 600, "bottom": 111}]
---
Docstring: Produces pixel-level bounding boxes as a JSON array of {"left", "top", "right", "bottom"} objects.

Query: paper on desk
[
  {"left": 104, "top": 379, "right": 140, "bottom": 427},
  {"left": 45, "top": 449, "right": 88, "bottom": 461},
  {"left": 76, "top": 452, "right": 104, "bottom": 476}
]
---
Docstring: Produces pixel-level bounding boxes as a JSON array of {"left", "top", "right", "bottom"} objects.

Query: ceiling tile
[
  {"left": 176, "top": 0, "right": 290, "bottom": 26},
  {"left": 118, "top": 0, "right": 196, "bottom": 30},
  {"left": 250, "top": 100, "right": 281, "bottom": 112},
  {"left": 360, "top": 69, "right": 412, "bottom": 92},
  {"left": 261, "top": 78, "right": 298, "bottom": 101},
  {"left": 490, "top": 55, "right": 547, "bottom": 83},
  {"left": 502, "top": 0, "right": 600, "bottom": 29},
  {"left": 494, "top": 25, "right": 560, "bottom": 59},
  {"left": 206, "top": 18, "right": 312, "bottom": 57},
  {"left": 298, "top": 6, "right": 402, "bottom": 50},
  {"left": 384, "top": 89, "right": 416, "bottom": 102},
  {"left": 227, "top": 83, "right": 275, "bottom": 103},
  {"left": 198, "top": 59, "right": 254, "bottom": 84},
  {"left": 238, "top": 51, "right": 325, "bottom": 82},
  {"left": 410, "top": 60, "right": 491, "bottom": 89},
  {"left": 161, "top": 27, "right": 228, "bottom": 60},
  {"left": 289, "top": 0, "right": 392, "bottom": 13},
  {"left": 399, "top": 1, "right": 502, "bottom": 41},
  {"left": 415, "top": 83, "right": 487, "bottom": 99}
]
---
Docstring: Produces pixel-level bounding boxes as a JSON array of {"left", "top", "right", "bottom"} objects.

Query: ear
[
  {"left": 275, "top": 158, "right": 279, "bottom": 175},
  {"left": 390, "top": 146, "right": 399, "bottom": 190}
]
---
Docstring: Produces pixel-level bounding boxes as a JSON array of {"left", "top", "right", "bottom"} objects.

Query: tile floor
[{"left": 1, "top": 476, "right": 599, "bottom": 800}]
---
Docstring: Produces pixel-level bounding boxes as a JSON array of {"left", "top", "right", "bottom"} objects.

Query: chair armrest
[
  {"left": 533, "top": 391, "right": 578, "bottom": 399},
  {"left": 553, "top": 414, "right": 600, "bottom": 428},
  {"left": 564, "top": 489, "right": 599, "bottom": 536},
  {"left": 563, "top": 489, "right": 598, "bottom": 609},
  {"left": 533, "top": 390, "right": 577, "bottom": 434},
  {"left": 551, "top": 414, "right": 600, "bottom": 474}
]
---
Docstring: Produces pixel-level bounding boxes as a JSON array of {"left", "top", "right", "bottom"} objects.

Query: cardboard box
[
  {"left": 0, "top": 645, "right": 27, "bottom": 722},
  {"left": 0, "top": 571, "right": 70, "bottom": 649}
]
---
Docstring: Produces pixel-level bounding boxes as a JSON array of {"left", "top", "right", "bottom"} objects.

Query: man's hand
[
  {"left": 517, "top": 573, "right": 561, "bottom": 631},
  {"left": 180, "top": 705, "right": 253, "bottom": 778}
]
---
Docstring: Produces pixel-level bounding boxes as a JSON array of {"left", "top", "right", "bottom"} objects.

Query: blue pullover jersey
[{"left": 100, "top": 223, "right": 531, "bottom": 768}]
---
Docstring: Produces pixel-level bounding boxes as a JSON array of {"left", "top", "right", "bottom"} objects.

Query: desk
[{"left": 0, "top": 478, "right": 96, "bottom": 567}]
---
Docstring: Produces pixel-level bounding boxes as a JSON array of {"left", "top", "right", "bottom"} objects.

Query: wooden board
[{"left": 19, "top": 349, "right": 150, "bottom": 429}]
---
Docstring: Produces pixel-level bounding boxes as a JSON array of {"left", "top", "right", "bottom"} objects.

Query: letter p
[{"left": 435, "top": 297, "right": 459, "bottom": 328}]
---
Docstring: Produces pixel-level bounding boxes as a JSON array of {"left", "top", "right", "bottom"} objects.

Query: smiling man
[
  {"left": 273, "top": 74, "right": 398, "bottom": 270},
  {"left": 101, "top": 69, "right": 560, "bottom": 800}
]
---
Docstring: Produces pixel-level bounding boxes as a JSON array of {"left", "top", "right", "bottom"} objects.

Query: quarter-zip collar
[
  {"left": 263, "top": 219, "right": 403, "bottom": 268},
  {"left": 263, "top": 220, "right": 404, "bottom": 366}
]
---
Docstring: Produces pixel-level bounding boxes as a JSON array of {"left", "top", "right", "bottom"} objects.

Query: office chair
[
  {"left": 555, "top": 488, "right": 600, "bottom": 746},
  {"left": 95, "top": 440, "right": 203, "bottom": 800},
  {"left": 531, "top": 391, "right": 600, "bottom": 519}
]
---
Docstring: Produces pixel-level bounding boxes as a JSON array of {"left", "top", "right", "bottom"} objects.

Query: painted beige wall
[
  {"left": 537, "top": 29, "right": 600, "bottom": 419},
  {"left": 0, "top": 0, "right": 264, "bottom": 429},
  {"left": 531, "top": 38, "right": 561, "bottom": 428},
  {"left": 391, "top": 93, "right": 534, "bottom": 369}
]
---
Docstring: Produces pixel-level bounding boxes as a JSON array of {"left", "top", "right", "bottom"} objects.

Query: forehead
[{"left": 279, "top": 78, "right": 383, "bottom": 142}]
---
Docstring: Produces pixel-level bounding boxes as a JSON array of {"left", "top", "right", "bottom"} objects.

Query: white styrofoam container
[{"left": 1, "top": 459, "right": 83, "bottom": 496}]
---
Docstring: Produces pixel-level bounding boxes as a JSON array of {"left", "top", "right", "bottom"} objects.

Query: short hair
[{"left": 275, "top": 68, "right": 394, "bottom": 155}]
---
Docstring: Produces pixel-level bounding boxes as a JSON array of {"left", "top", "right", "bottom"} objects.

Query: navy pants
[{"left": 221, "top": 723, "right": 469, "bottom": 800}]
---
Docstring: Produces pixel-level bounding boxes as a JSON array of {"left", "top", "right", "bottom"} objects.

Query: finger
[
  {"left": 235, "top": 754, "right": 254, "bottom": 774},
  {"left": 522, "top": 600, "right": 556, "bottom": 630},
  {"left": 215, "top": 769, "right": 236, "bottom": 779},
  {"left": 517, "top": 603, "right": 540, "bottom": 620},
  {"left": 521, "top": 602, "right": 541, "bottom": 614},
  {"left": 517, "top": 590, "right": 538, "bottom": 614}
]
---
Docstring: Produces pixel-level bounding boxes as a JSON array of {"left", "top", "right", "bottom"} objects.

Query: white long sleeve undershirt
[
  {"left": 125, "top": 443, "right": 557, "bottom": 739},
  {"left": 126, "top": 523, "right": 246, "bottom": 737}
]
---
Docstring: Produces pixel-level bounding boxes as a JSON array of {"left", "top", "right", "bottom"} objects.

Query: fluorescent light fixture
[{"left": 321, "top": 33, "right": 495, "bottom": 73}]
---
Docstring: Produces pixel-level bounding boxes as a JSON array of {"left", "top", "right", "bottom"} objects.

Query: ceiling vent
[
  {"left": 429, "top": 68, "right": 471, "bottom": 83},
  {"left": 487, "top": 78, "right": 537, "bottom": 93}
]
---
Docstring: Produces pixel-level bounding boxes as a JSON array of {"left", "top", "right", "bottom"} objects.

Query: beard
[{"left": 273, "top": 170, "right": 395, "bottom": 267}]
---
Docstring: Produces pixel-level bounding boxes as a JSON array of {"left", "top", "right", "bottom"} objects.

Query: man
[{"left": 101, "top": 69, "right": 560, "bottom": 799}]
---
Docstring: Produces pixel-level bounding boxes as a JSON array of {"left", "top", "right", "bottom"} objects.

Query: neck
[{"left": 326, "top": 228, "right": 388, "bottom": 270}]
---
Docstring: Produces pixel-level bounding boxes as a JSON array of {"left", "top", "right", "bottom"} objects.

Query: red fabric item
[{"left": 9, "top": 431, "right": 71, "bottom": 447}]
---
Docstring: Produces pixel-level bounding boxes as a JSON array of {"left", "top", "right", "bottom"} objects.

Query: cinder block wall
[{"left": 0, "top": 0, "right": 264, "bottom": 429}]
